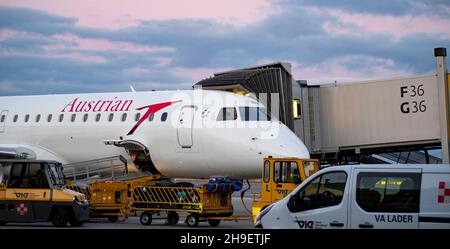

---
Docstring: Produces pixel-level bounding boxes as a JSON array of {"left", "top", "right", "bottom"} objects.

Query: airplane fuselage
[{"left": 0, "top": 90, "right": 309, "bottom": 179}]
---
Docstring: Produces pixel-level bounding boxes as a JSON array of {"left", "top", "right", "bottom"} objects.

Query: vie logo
[
  {"left": 296, "top": 220, "right": 314, "bottom": 229},
  {"left": 15, "top": 193, "right": 29, "bottom": 198}
]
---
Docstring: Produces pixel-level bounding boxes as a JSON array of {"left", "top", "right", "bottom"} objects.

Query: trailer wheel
[
  {"left": 208, "top": 219, "right": 221, "bottom": 227},
  {"left": 140, "top": 212, "right": 152, "bottom": 226},
  {"left": 51, "top": 207, "right": 69, "bottom": 227},
  {"left": 186, "top": 214, "right": 199, "bottom": 227},
  {"left": 108, "top": 216, "right": 119, "bottom": 223},
  {"left": 167, "top": 211, "right": 179, "bottom": 225}
]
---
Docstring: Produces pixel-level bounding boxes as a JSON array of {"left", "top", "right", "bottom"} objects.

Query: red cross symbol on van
[
  {"left": 16, "top": 203, "right": 28, "bottom": 216},
  {"left": 438, "top": 182, "right": 450, "bottom": 203}
]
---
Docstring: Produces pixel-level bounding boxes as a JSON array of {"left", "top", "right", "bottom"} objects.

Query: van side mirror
[{"left": 287, "top": 195, "right": 299, "bottom": 212}]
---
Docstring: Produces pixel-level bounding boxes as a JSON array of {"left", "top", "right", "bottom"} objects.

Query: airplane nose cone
[{"left": 256, "top": 122, "right": 310, "bottom": 159}]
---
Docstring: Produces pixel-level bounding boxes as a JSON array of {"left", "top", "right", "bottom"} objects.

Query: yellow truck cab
[
  {"left": 252, "top": 157, "right": 320, "bottom": 220},
  {"left": 0, "top": 159, "right": 89, "bottom": 227}
]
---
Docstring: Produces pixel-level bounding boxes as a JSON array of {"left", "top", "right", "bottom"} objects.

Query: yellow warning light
[
  {"left": 377, "top": 180, "right": 403, "bottom": 186},
  {"left": 232, "top": 89, "right": 248, "bottom": 95},
  {"left": 293, "top": 99, "right": 301, "bottom": 120}
]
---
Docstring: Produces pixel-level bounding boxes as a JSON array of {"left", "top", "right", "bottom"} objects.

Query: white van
[{"left": 255, "top": 164, "right": 450, "bottom": 229}]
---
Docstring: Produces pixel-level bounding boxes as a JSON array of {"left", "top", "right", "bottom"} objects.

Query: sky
[{"left": 0, "top": 0, "right": 449, "bottom": 96}]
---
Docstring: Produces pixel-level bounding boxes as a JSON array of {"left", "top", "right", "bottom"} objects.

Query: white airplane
[{"left": 0, "top": 90, "right": 309, "bottom": 179}]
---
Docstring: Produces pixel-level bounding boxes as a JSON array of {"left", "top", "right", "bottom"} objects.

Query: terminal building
[{"left": 194, "top": 48, "right": 449, "bottom": 165}]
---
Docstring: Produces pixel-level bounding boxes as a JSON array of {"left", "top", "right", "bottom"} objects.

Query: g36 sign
[{"left": 400, "top": 85, "right": 427, "bottom": 114}]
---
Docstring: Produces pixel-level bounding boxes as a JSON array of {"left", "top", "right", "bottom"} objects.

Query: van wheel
[
  {"left": 108, "top": 216, "right": 119, "bottom": 223},
  {"left": 167, "top": 211, "right": 179, "bottom": 225},
  {"left": 208, "top": 219, "right": 221, "bottom": 227},
  {"left": 69, "top": 218, "right": 84, "bottom": 227},
  {"left": 140, "top": 212, "right": 152, "bottom": 226},
  {"left": 51, "top": 207, "right": 69, "bottom": 227},
  {"left": 186, "top": 214, "right": 199, "bottom": 227}
]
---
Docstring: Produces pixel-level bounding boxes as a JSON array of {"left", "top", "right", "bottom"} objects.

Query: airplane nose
[{"left": 256, "top": 122, "right": 310, "bottom": 159}]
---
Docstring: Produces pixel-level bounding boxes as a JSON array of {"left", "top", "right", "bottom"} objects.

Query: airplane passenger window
[
  {"left": 47, "top": 114, "right": 52, "bottom": 122},
  {"left": 59, "top": 114, "right": 64, "bottom": 122},
  {"left": 121, "top": 113, "right": 127, "bottom": 122},
  {"left": 108, "top": 113, "right": 114, "bottom": 122},
  {"left": 83, "top": 114, "right": 88, "bottom": 122},
  {"left": 24, "top": 114, "right": 30, "bottom": 123},
  {"left": 148, "top": 112, "right": 154, "bottom": 121},
  {"left": 13, "top": 115, "right": 18, "bottom": 122},
  {"left": 161, "top": 112, "right": 168, "bottom": 122},
  {"left": 71, "top": 114, "right": 76, "bottom": 122},
  {"left": 135, "top": 113, "right": 141, "bottom": 122},
  {"left": 35, "top": 114, "right": 41, "bottom": 123},
  {"left": 0, "top": 115, "right": 5, "bottom": 123},
  {"left": 96, "top": 113, "right": 101, "bottom": 122},
  {"left": 216, "top": 107, "right": 237, "bottom": 121},
  {"left": 239, "top": 107, "right": 270, "bottom": 121}
]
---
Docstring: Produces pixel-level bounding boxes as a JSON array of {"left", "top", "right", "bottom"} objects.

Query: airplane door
[
  {"left": 177, "top": 105, "right": 197, "bottom": 148},
  {"left": 0, "top": 110, "right": 8, "bottom": 133}
]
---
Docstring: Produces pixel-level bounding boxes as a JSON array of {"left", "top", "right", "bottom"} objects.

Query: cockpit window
[
  {"left": 239, "top": 107, "right": 270, "bottom": 121},
  {"left": 217, "top": 107, "right": 237, "bottom": 121}
]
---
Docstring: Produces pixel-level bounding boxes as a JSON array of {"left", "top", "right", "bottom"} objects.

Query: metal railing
[
  {"left": 62, "top": 156, "right": 128, "bottom": 183},
  {"left": 131, "top": 186, "right": 201, "bottom": 211}
]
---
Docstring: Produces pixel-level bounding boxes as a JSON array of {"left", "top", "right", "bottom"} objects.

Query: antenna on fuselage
[{"left": 129, "top": 85, "right": 136, "bottom": 92}]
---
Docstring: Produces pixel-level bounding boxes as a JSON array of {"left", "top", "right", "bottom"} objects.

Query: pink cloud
[
  {"left": 172, "top": 66, "right": 231, "bottom": 82},
  {"left": 51, "top": 33, "right": 174, "bottom": 53},
  {"left": 323, "top": 8, "right": 450, "bottom": 38},
  {"left": 292, "top": 56, "right": 415, "bottom": 85},
  {"left": 0, "top": 0, "right": 279, "bottom": 29},
  {"left": 0, "top": 29, "right": 21, "bottom": 41},
  {"left": 1, "top": 49, "right": 108, "bottom": 63}
]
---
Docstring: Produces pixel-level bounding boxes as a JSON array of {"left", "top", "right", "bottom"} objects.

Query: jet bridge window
[
  {"left": 217, "top": 107, "right": 237, "bottom": 121},
  {"left": 239, "top": 107, "right": 270, "bottom": 121},
  {"left": 356, "top": 173, "right": 421, "bottom": 213}
]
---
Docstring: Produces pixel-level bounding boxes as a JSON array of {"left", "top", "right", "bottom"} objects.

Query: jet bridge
[
  {"left": 296, "top": 48, "right": 448, "bottom": 164},
  {"left": 194, "top": 48, "right": 449, "bottom": 165}
]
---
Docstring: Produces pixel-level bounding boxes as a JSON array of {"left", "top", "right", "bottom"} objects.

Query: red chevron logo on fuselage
[{"left": 127, "top": 100, "right": 182, "bottom": 135}]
